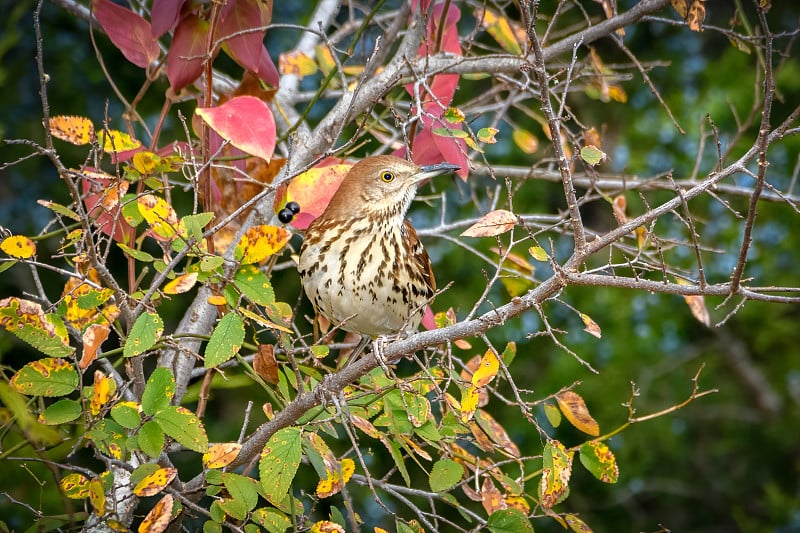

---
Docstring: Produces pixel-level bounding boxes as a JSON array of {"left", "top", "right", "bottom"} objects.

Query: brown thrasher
[{"left": 298, "top": 155, "right": 459, "bottom": 347}]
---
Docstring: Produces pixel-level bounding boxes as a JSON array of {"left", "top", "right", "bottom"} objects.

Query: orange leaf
[
  {"left": 163, "top": 272, "right": 199, "bottom": 295},
  {"left": 676, "top": 278, "right": 710, "bottom": 326},
  {"left": 90, "top": 370, "right": 115, "bottom": 416},
  {"left": 461, "top": 209, "right": 517, "bottom": 237},
  {"left": 138, "top": 493, "right": 174, "bottom": 533},
  {"left": 471, "top": 349, "right": 499, "bottom": 388},
  {"left": 133, "top": 467, "right": 178, "bottom": 497},
  {"left": 286, "top": 161, "right": 352, "bottom": 229},
  {"left": 203, "top": 443, "right": 242, "bottom": 469},
  {"left": 556, "top": 391, "right": 600, "bottom": 436},
  {"left": 48, "top": 115, "right": 95, "bottom": 145}
]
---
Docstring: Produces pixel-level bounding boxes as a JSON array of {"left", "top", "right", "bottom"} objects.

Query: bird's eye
[{"left": 380, "top": 171, "right": 395, "bottom": 182}]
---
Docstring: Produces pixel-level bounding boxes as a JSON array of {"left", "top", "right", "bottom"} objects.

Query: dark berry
[
  {"left": 286, "top": 201, "right": 300, "bottom": 214},
  {"left": 277, "top": 208, "right": 294, "bottom": 224}
]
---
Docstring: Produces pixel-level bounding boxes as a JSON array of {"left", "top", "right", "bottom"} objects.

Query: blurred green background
[{"left": 1, "top": 1, "right": 799, "bottom": 531}]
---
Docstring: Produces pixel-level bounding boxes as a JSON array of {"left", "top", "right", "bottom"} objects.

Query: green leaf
[
  {"left": 11, "top": 358, "right": 79, "bottom": 397},
  {"left": 141, "top": 367, "right": 175, "bottom": 416},
  {"left": 259, "top": 427, "right": 302, "bottom": 505},
  {"left": 204, "top": 312, "right": 245, "bottom": 368},
  {"left": 580, "top": 145, "right": 606, "bottom": 166},
  {"left": 234, "top": 265, "right": 275, "bottom": 306},
  {"left": 543, "top": 403, "right": 562, "bottom": 428},
  {"left": 123, "top": 311, "right": 164, "bottom": 357},
  {"left": 39, "top": 399, "right": 82, "bottom": 424},
  {"left": 222, "top": 472, "right": 259, "bottom": 514},
  {"left": 385, "top": 438, "right": 411, "bottom": 486},
  {"left": 182, "top": 212, "right": 215, "bottom": 241},
  {"left": 579, "top": 441, "right": 619, "bottom": 483},
  {"left": 486, "top": 507, "right": 535, "bottom": 533},
  {"left": 200, "top": 255, "right": 225, "bottom": 272},
  {"left": 429, "top": 459, "right": 464, "bottom": 493},
  {"left": 154, "top": 405, "right": 209, "bottom": 453},
  {"left": 110, "top": 401, "right": 142, "bottom": 429},
  {"left": 501, "top": 341, "right": 517, "bottom": 366},
  {"left": 117, "top": 243, "right": 154, "bottom": 262},
  {"left": 0, "top": 297, "right": 74, "bottom": 358},
  {"left": 138, "top": 419, "right": 165, "bottom": 458},
  {"left": 0, "top": 382, "right": 63, "bottom": 446},
  {"left": 251, "top": 507, "right": 291, "bottom": 533}
]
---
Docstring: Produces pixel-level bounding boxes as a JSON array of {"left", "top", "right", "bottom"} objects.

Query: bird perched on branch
[{"left": 298, "top": 155, "right": 459, "bottom": 355}]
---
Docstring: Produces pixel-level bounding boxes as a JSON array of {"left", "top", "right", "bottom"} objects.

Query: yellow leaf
[
  {"left": 477, "top": 127, "right": 499, "bottom": 144},
  {"left": 476, "top": 7, "right": 523, "bottom": 54},
  {"left": 471, "top": 349, "right": 499, "bottom": 388},
  {"left": 132, "top": 151, "right": 161, "bottom": 174},
  {"left": 512, "top": 129, "right": 538, "bottom": 154},
  {"left": 99, "top": 129, "right": 141, "bottom": 152},
  {"left": 636, "top": 226, "right": 648, "bottom": 250},
  {"left": 163, "top": 272, "right": 199, "bottom": 295},
  {"left": 556, "top": 391, "right": 600, "bottom": 436},
  {"left": 460, "top": 386, "right": 479, "bottom": 423},
  {"left": 137, "top": 194, "right": 178, "bottom": 241},
  {"left": 48, "top": 115, "right": 95, "bottom": 145},
  {"left": 203, "top": 443, "right": 242, "bottom": 469},
  {"left": 235, "top": 224, "right": 291, "bottom": 264},
  {"left": 90, "top": 370, "right": 115, "bottom": 417},
  {"left": 279, "top": 50, "right": 318, "bottom": 78},
  {"left": 1, "top": 235, "right": 36, "bottom": 259},
  {"left": 529, "top": 246, "right": 548, "bottom": 262},
  {"left": 316, "top": 458, "right": 355, "bottom": 498},
  {"left": 133, "top": 467, "right": 178, "bottom": 497},
  {"left": 310, "top": 521, "right": 345, "bottom": 533},
  {"left": 207, "top": 294, "right": 227, "bottom": 306},
  {"left": 88, "top": 477, "right": 106, "bottom": 515},
  {"left": 314, "top": 44, "right": 336, "bottom": 75}
]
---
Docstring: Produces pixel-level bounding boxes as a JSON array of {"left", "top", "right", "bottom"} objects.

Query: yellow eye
[{"left": 380, "top": 171, "right": 395, "bottom": 182}]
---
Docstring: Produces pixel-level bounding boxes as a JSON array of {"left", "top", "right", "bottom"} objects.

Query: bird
[{"left": 297, "top": 155, "right": 459, "bottom": 358}]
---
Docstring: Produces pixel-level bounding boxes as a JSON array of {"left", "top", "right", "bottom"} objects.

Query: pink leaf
[
  {"left": 151, "top": 0, "right": 185, "bottom": 37},
  {"left": 195, "top": 96, "right": 276, "bottom": 162},
  {"left": 93, "top": 0, "right": 160, "bottom": 68},
  {"left": 167, "top": 14, "right": 210, "bottom": 92},
  {"left": 460, "top": 209, "right": 517, "bottom": 237},
  {"left": 255, "top": 46, "right": 280, "bottom": 87}
]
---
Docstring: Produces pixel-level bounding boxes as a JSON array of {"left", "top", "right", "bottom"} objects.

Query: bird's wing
[{"left": 402, "top": 219, "right": 436, "bottom": 295}]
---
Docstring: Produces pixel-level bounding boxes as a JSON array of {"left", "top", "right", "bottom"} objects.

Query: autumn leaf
[
  {"left": 1, "top": 235, "right": 36, "bottom": 259},
  {"left": 472, "top": 349, "right": 500, "bottom": 388},
  {"left": 203, "top": 443, "right": 242, "bottom": 469},
  {"left": 163, "top": 272, "right": 199, "bottom": 295},
  {"left": 133, "top": 467, "right": 178, "bottom": 497},
  {"left": 234, "top": 225, "right": 291, "bottom": 264},
  {"left": 279, "top": 50, "right": 317, "bottom": 77},
  {"left": 539, "top": 439, "right": 573, "bottom": 508},
  {"left": 196, "top": 96, "right": 277, "bottom": 162},
  {"left": 48, "top": 116, "right": 94, "bottom": 145},
  {"left": 461, "top": 209, "right": 517, "bottom": 237},
  {"left": 556, "top": 391, "right": 600, "bottom": 436}
]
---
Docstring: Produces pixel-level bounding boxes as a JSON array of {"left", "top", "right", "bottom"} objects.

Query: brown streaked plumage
[{"left": 298, "top": 155, "right": 459, "bottom": 338}]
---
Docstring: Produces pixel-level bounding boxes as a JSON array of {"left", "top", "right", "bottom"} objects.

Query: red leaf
[
  {"left": 255, "top": 46, "right": 280, "bottom": 87},
  {"left": 217, "top": 0, "right": 270, "bottom": 75},
  {"left": 151, "top": 0, "right": 186, "bottom": 38},
  {"left": 93, "top": 0, "right": 160, "bottom": 68},
  {"left": 167, "top": 14, "right": 210, "bottom": 92},
  {"left": 195, "top": 96, "right": 276, "bottom": 162}
]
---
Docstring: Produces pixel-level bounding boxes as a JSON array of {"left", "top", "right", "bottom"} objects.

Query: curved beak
[{"left": 413, "top": 162, "right": 461, "bottom": 183}]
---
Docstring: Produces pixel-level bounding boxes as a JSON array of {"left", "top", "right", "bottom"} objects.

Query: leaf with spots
[
  {"left": 565, "top": 514, "right": 594, "bottom": 533},
  {"left": 110, "top": 401, "right": 141, "bottom": 429},
  {"left": 11, "top": 358, "right": 78, "bottom": 397},
  {"left": 163, "top": 272, "right": 199, "bottom": 295},
  {"left": 124, "top": 311, "right": 164, "bottom": 358},
  {"left": 539, "top": 439, "right": 573, "bottom": 509},
  {"left": 137, "top": 194, "right": 178, "bottom": 241},
  {"left": 234, "top": 224, "right": 291, "bottom": 264},
  {"left": 460, "top": 386, "right": 479, "bottom": 423},
  {"left": 259, "top": 426, "right": 302, "bottom": 505},
  {"left": 98, "top": 129, "right": 141, "bottom": 153},
  {"left": 88, "top": 476, "right": 106, "bottom": 515},
  {"left": 141, "top": 367, "right": 175, "bottom": 416},
  {"left": 154, "top": 405, "right": 209, "bottom": 453},
  {"left": 133, "top": 467, "right": 178, "bottom": 497},
  {"left": 138, "top": 493, "right": 174, "bottom": 533},
  {"left": 48, "top": 115, "right": 95, "bottom": 145},
  {"left": 471, "top": 348, "right": 500, "bottom": 388},
  {"left": 203, "top": 442, "right": 242, "bottom": 469},
  {"left": 234, "top": 265, "right": 275, "bottom": 305},
  {"left": 316, "top": 457, "right": 355, "bottom": 499},
  {"left": 1, "top": 235, "right": 36, "bottom": 259},
  {"left": 60, "top": 473, "right": 91, "bottom": 499},
  {"left": 90, "top": 370, "right": 116, "bottom": 416},
  {"left": 579, "top": 441, "right": 619, "bottom": 483},
  {"left": 556, "top": 391, "right": 600, "bottom": 437},
  {"left": 0, "top": 297, "right": 74, "bottom": 358},
  {"left": 204, "top": 312, "right": 245, "bottom": 368}
]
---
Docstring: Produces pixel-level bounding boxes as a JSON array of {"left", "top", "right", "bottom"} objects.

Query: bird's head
[{"left": 323, "top": 155, "right": 460, "bottom": 220}]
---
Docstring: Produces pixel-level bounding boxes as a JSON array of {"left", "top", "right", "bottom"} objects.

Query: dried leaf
[
  {"left": 580, "top": 313, "right": 602, "bottom": 339},
  {"left": 253, "top": 344, "right": 279, "bottom": 385},
  {"left": 138, "top": 493, "right": 174, "bottom": 533},
  {"left": 539, "top": 439, "right": 572, "bottom": 509},
  {"left": 461, "top": 209, "right": 517, "bottom": 237},
  {"left": 203, "top": 443, "right": 242, "bottom": 469}
]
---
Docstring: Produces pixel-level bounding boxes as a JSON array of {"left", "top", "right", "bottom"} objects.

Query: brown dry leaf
[
  {"left": 556, "top": 391, "right": 600, "bottom": 436},
  {"left": 676, "top": 278, "right": 710, "bottom": 326},
  {"left": 686, "top": 0, "right": 706, "bottom": 31},
  {"left": 461, "top": 209, "right": 517, "bottom": 237},
  {"left": 133, "top": 467, "right": 178, "bottom": 497},
  {"left": 253, "top": 343, "right": 279, "bottom": 385},
  {"left": 475, "top": 409, "right": 520, "bottom": 458},
  {"left": 350, "top": 414, "right": 382, "bottom": 439},
  {"left": 480, "top": 476, "right": 507, "bottom": 514},
  {"left": 612, "top": 195, "right": 627, "bottom": 225},
  {"left": 580, "top": 313, "right": 602, "bottom": 339}
]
